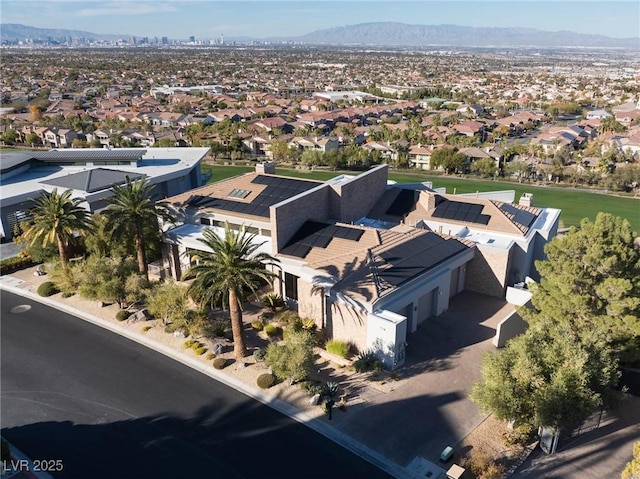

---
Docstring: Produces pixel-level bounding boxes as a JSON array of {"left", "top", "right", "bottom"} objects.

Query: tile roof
[
  {"left": 310, "top": 227, "right": 473, "bottom": 303},
  {"left": 167, "top": 173, "right": 322, "bottom": 219}
]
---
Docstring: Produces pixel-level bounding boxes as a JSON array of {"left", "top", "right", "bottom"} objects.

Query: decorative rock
[
  {"left": 213, "top": 343, "right": 223, "bottom": 355},
  {"left": 173, "top": 331, "right": 186, "bottom": 338},
  {"left": 236, "top": 362, "right": 246, "bottom": 369},
  {"left": 309, "top": 393, "right": 321, "bottom": 406},
  {"left": 97, "top": 301, "right": 105, "bottom": 308}
]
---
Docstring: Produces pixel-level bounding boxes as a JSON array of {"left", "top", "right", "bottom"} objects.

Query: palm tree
[
  {"left": 23, "top": 188, "right": 92, "bottom": 266},
  {"left": 103, "top": 177, "right": 173, "bottom": 281},
  {"left": 183, "top": 225, "right": 279, "bottom": 359}
]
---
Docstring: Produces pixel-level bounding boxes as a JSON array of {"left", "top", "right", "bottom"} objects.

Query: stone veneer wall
[
  {"left": 326, "top": 300, "right": 368, "bottom": 352},
  {"left": 331, "top": 165, "right": 388, "bottom": 223},
  {"left": 296, "top": 279, "right": 325, "bottom": 328},
  {"left": 465, "top": 245, "right": 513, "bottom": 297},
  {"left": 270, "top": 185, "right": 331, "bottom": 253}
]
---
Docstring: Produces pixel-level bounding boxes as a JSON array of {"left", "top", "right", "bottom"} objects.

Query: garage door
[
  {"left": 417, "top": 289, "right": 435, "bottom": 324},
  {"left": 450, "top": 267, "right": 461, "bottom": 297}
]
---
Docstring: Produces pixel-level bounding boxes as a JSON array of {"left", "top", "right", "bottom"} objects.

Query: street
[{"left": 1, "top": 290, "right": 392, "bottom": 479}]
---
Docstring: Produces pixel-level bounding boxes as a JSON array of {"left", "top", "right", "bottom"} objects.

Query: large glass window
[{"left": 284, "top": 272, "right": 299, "bottom": 301}]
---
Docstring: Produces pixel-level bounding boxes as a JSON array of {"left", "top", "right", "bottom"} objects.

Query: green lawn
[{"left": 203, "top": 164, "right": 640, "bottom": 233}]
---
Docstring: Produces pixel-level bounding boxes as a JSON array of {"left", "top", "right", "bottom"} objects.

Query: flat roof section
[
  {"left": 32, "top": 149, "right": 146, "bottom": 162},
  {"left": 43, "top": 168, "right": 144, "bottom": 193}
]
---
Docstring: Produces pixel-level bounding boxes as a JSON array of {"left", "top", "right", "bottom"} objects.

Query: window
[
  {"left": 244, "top": 226, "right": 259, "bottom": 235},
  {"left": 200, "top": 218, "right": 211, "bottom": 225},
  {"left": 261, "top": 229, "right": 271, "bottom": 237},
  {"left": 213, "top": 220, "right": 224, "bottom": 228},
  {"left": 284, "top": 272, "right": 299, "bottom": 301}
]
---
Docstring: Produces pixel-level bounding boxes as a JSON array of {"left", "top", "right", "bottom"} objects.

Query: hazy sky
[{"left": 2, "top": 0, "right": 639, "bottom": 40}]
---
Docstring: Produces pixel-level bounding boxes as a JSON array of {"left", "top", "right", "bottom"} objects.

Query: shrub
[
  {"left": 210, "top": 319, "right": 228, "bottom": 337},
  {"left": 256, "top": 373, "right": 276, "bottom": 389},
  {"left": 0, "top": 256, "right": 35, "bottom": 275},
  {"left": 323, "top": 381, "right": 340, "bottom": 398},
  {"left": 115, "top": 310, "right": 132, "bottom": 321},
  {"left": 503, "top": 424, "right": 535, "bottom": 447},
  {"left": 184, "top": 339, "right": 197, "bottom": 349},
  {"left": 353, "top": 350, "right": 383, "bottom": 373},
  {"left": 462, "top": 451, "right": 505, "bottom": 479},
  {"left": 301, "top": 318, "right": 317, "bottom": 332},
  {"left": 142, "top": 326, "right": 152, "bottom": 332},
  {"left": 326, "top": 339, "right": 351, "bottom": 358},
  {"left": 253, "top": 348, "right": 267, "bottom": 362},
  {"left": 300, "top": 380, "right": 323, "bottom": 396},
  {"left": 206, "top": 352, "right": 217, "bottom": 360},
  {"left": 264, "top": 323, "right": 282, "bottom": 338},
  {"left": 251, "top": 320, "right": 264, "bottom": 331},
  {"left": 276, "top": 310, "right": 299, "bottom": 326},
  {"left": 213, "top": 358, "right": 227, "bottom": 369},
  {"left": 262, "top": 293, "right": 284, "bottom": 311},
  {"left": 61, "top": 291, "right": 75, "bottom": 298},
  {"left": 194, "top": 347, "right": 208, "bottom": 356},
  {"left": 265, "top": 329, "right": 317, "bottom": 384},
  {"left": 37, "top": 281, "right": 58, "bottom": 297}
]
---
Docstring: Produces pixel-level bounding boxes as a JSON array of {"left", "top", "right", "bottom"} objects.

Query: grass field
[{"left": 202, "top": 164, "right": 640, "bottom": 233}]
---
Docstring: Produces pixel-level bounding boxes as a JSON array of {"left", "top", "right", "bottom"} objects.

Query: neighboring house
[
  {"left": 361, "top": 141, "right": 398, "bottom": 161},
  {"left": 408, "top": 144, "right": 434, "bottom": 170},
  {"left": 288, "top": 136, "right": 339, "bottom": 153},
  {"left": 160, "top": 163, "right": 560, "bottom": 370},
  {"left": 586, "top": 109, "right": 612, "bottom": 120},
  {"left": 0, "top": 147, "right": 209, "bottom": 242},
  {"left": 43, "top": 127, "right": 78, "bottom": 148},
  {"left": 614, "top": 109, "right": 640, "bottom": 127}
]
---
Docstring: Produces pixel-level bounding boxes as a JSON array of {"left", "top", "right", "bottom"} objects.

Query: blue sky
[{"left": 2, "top": 1, "right": 639, "bottom": 40}]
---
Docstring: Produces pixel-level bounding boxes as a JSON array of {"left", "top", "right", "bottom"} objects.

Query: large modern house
[
  {"left": 161, "top": 163, "right": 560, "bottom": 369},
  {"left": 0, "top": 147, "right": 209, "bottom": 242}
]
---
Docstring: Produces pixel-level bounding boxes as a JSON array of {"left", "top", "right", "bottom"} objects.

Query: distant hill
[
  {"left": 293, "top": 22, "right": 639, "bottom": 48},
  {"left": 2, "top": 22, "right": 638, "bottom": 49},
  {"left": 1, "top": 23, "right": 122, "bottom": 42}
]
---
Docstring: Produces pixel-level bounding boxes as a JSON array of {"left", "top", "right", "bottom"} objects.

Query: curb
[{"left": 1, "top": 282, "right": 414, "bottom": 479}]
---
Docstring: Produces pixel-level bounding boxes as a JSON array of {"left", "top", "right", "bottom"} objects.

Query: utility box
[
  {"left": 366, "top": 310, "right": 407, "bottom": 370},
  {"left": 446, "top": 464, "right": 465, "bottom": 479}
]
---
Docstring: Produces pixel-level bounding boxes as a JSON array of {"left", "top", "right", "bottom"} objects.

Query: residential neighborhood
[{"left": 1, "top": 23, "right": 639, "bottom": 479}]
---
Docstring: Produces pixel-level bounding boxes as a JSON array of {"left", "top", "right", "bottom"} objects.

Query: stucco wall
[{"left": 465, "top": 245, "right": 513, "bottom": 297}]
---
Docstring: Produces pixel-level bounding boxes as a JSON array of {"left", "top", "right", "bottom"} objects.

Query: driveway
[{"left": 328, "top": 291, "right": 515, "bottom": 467}]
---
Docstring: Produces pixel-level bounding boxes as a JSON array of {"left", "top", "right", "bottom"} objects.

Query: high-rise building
[
  {"left": 189, "top": 36, "right": 195, "bottom": 43},
  {"left": 161, "top": 36, "right": 168, "bottom": 45}
]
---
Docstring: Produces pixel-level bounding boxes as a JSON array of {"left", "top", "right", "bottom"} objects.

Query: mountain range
[{"left": 2, "top": 22, "right": 638, "bottom": 49}]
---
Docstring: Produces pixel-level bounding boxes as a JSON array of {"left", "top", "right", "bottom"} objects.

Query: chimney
[
  {"left": 419, "top": 191, "right": 436, "bottom": 211},
  {"left": 256, "top": 161, "right": 276, "bottom": 175},
  {"left": 519, "top": 193, "right": 534, "bottom": 207}
]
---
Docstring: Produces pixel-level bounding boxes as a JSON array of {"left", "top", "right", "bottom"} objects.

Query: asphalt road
[{"left": 1, "top": 290, "right": 392, "bottom": 479}]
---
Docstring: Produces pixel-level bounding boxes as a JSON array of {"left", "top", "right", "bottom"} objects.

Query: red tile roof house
[{"left": 161, "top": 163, "right": 560, "bottom": 369}]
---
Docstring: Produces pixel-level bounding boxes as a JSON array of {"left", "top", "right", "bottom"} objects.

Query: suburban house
[
  {"left": 0, "top": 147, "right": 209, "bottom": 242},
  {"left": 160, "top": 163, "right": 560, "bottom": 370},
  {"left": 288, "top": 136, "right": 339, "bottom": 153},
  {"left": 408, "top": 144, "right": 434, "bottom": 170}
]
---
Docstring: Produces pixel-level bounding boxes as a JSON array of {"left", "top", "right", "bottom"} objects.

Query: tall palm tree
[
  {"left": 103, "top": 177, "right": 173, "bottom": 280},
  {"left": 23, "top": 188, "right": 92, "bottom": 266},
  {"left": 183, "top": 225, "right": 279, "bottom": 359}
]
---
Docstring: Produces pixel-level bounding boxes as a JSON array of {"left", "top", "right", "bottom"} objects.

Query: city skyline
[{"left": 2, "top": 0, "right": 639, "bottom": 40}]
